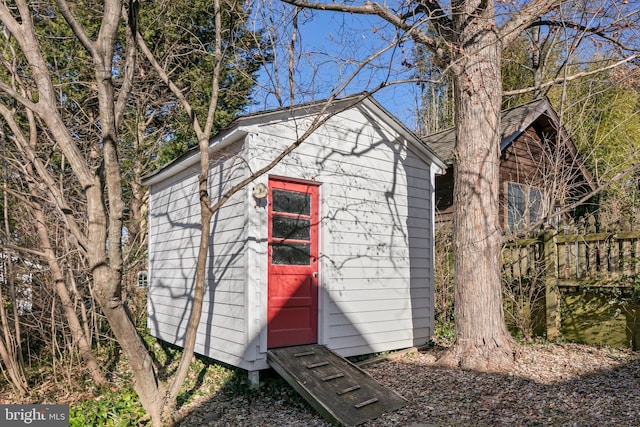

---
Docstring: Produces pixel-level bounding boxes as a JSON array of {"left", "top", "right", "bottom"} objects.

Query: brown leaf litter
[{"left": 176, "top": 342, "right": 640, "bottom": 426}]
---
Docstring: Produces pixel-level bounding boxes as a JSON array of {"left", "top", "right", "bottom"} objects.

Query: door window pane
[
  {"left": 272, "top": 216, "right": 310, "bottom": 240},
  {"left": 272, "top": 243, "right": 311, "bottom": 265},
  {"left": 272, "top": 189, "right": 310, "bottom": 215}
]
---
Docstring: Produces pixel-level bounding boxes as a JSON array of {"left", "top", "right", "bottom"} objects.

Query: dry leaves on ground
[{"left": 176, "top": 342, "right": 640, "bottom": 427}]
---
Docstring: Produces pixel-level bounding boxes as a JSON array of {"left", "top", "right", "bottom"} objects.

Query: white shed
[{"left": 142, "top": 93, "right": 444, "bottom": 377}]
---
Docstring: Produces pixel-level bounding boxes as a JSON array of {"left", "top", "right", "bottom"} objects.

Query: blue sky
[
  {"left": 247, "top": 0, "right": 640, "bottom": 133},
  {"left": 249, "top": 3, "right": 425, "bottom": 130}
]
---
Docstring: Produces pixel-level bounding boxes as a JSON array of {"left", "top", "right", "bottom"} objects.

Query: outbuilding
[
  {"left": 425, "top": 98, "right": 595, "bottom": 231},
  {"left": 142, "top": 93, "right": 445, "bottom": 379}
]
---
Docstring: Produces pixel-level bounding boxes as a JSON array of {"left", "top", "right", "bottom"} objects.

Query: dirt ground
[{"left": 175, "top": 342, "right": 640, "bottom": 426}]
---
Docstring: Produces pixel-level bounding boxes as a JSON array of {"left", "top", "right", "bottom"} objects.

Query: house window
[
  {"left": 507, "top": 182, "right": 544, "bottom": 231},
  {"left": 137, "top": 271, "right": 148, "bottom": 288}
]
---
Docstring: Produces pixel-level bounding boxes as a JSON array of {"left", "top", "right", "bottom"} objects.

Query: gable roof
[
  {"left": 142, "top": 92, "right": 445, "bottom": 186},
  {"left": 424, "top": 98, "right": 567, "bottom": 164}
]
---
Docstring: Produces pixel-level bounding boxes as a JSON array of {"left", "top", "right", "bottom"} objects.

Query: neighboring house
[
  {"left": 0, "top": 253, "right": 39, "bottom": 315},
  {"left": 424, "top": 98, "right": 595, "bottom": 231},
  {"left": 142, "top": 93, "right": 445, "bottom": 379}
]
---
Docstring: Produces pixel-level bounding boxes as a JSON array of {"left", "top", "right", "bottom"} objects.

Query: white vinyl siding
[
  {"left": 246, "top": 105, "right": 434, "bottom": 357},
  {"left": 147, "top": 142, "right": 254, "bottom": 369},
  {"left": 145, "top": 98, "right": 439, "bottom": 371}
]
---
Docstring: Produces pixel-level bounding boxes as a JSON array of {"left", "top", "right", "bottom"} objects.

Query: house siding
[
  {"left": 431, "top": 100, "right": 594, "bottom": 230},
  {"left": 145, "top": 97, "right": 440, "bottom": 372},
  {"left": 434, "top": 168, "right": 454, "bottom": 225},
  {"left": 500, "top": 129, "right": 545, "bottom": 184},
  {"left": 436, "top": 128, "right": 550, "bottom": 229},
  {"left": 147, "top": 141, "right": 255, "bottom": 369},
  {"left": 246, "top": 106, "right": 434, "bottom": 359},
  {"left": 499, "top": 129, "right": 547, "bottom": 228}
]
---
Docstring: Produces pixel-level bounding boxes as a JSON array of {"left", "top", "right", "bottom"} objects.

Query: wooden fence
[{"left": 502, "top": 220, "right": 640, "bottom": 341}]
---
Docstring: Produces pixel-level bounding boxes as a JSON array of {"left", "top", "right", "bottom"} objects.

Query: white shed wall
[
  {"left": 245, "top": 105, "right": 434, "bottom": 359},
  {"left": 146, "top": 100, "right": 438, "bottom": 372},
  {"left": 147, "top": 142, "right": 260, "bottom": 370}
]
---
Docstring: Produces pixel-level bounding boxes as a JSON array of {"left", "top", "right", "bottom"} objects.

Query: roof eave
[
  {"left": 141, "top": 128, "right": 248, "bottom": 187},
  {"left": 500, "top": 98, "right": 551, "bottom": 151},
  {"left": 142, "top": 92, "right": 447, "bottom": 186},
  {"left": 360, "top": 96, "right": 446, "bottom": 171}
]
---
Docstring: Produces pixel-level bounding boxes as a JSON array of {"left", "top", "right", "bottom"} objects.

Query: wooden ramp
[{"left": 267, "top": 344, "right": 406, "bottom": 426}]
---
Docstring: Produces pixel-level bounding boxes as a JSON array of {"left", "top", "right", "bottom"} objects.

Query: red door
[{"left": 267, "top": 179, "right": 319, "bottom": 348}]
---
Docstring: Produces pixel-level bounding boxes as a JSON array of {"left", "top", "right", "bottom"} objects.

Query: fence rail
[
  {"left": 556, "top": 231, "right": 640, "bottom": 284},
  {"left": 503, "top": 231, "right": 640, "bottom": 286},
  {"left": 502, "top": 222, "right": 640, "bottom": 340}
]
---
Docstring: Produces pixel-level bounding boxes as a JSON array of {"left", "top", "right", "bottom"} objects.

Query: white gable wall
[{"left": 245, "top": 104, "right": 435, "bottom": 360}]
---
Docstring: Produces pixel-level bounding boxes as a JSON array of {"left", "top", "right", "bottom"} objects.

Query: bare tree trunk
[
  {"left": 288, "top": 7, "right": 299, "bottom": 106},
  {"left": 0, "top": 263, "right": 28, "bottom": 396},
  {"left": 163, "top": 0, "right": 223, "bottom": 419},
  {"left": 0, "top": 335, "right": 27, "bottom": 395},
  {"left": 531, "top": 24, "right": 543, "bottom": 99},
  {"left": 2, "top": 80, "right": 109, "bottom": 386},
  {"left": 32, "top": 208, "right": 107, "bottom": 386},
  {"left": 128, "top": 170, "right": 144, "bottom": 245},
  {"left": 0, "top": 1, "right": 166, "bottom": 423},
  {"left": 0, "top": 139, "right": 28, "bottom": 396},
  {"left": 67, "top": 263, "right": 92, "bottom": 348},
  {"left": 437, "top": 0, "right": 515, "bottom": 371},
  {"left": 86, "top": 0, "right": 166, "bottom": 422},
  {"left": 98, "top": 296, "right": 166, "bottom": 423}
]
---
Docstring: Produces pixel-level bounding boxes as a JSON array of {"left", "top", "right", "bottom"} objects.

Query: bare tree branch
[
  {"left": 532, "top": 14, "right": 640, "bottom": 52},
  {"left": 280, "top": 0, "right": 441, "bottom": 52},
  {"left": 504, "top": 53, "right": 640, "bottom": 96},
  {"left": 498, "top": 0, "right": 565, "bottom": 47},
  {"left": 55, "top": 0, "right": 97, "bottom": 57}
]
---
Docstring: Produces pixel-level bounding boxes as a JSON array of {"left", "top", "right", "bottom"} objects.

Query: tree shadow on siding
[{"left": 146, "top": 160, "right": 248, "bottom": 359}]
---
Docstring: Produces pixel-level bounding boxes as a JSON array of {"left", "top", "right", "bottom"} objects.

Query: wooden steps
[{"left": 267, "top": 344, "right": 406, "bottom": 426}]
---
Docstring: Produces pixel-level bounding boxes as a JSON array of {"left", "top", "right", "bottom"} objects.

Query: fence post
[{"left": 543, "top": 230, "right": 561, "bottom": 340}]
